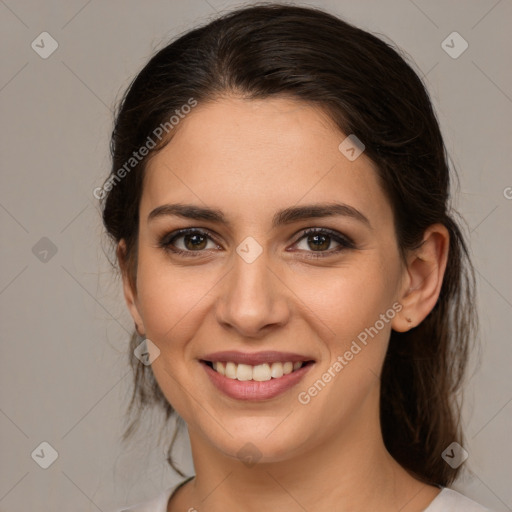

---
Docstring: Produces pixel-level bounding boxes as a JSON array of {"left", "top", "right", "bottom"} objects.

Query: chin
[{"left": 199, "top": 421, "right": 312, "bottom": 466}]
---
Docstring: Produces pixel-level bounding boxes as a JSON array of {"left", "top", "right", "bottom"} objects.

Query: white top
[{"left": 115, "top": 478, "right": 493, "bottom": 512}]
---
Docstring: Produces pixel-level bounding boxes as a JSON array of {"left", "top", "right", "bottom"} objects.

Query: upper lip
[{"left": 200, "top": 351, "right": 315, "bottom": 366}]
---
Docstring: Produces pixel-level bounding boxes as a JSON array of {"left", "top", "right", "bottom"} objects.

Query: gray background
[{"left": 1, "top": 0, "right": 511, "bottom": 510}]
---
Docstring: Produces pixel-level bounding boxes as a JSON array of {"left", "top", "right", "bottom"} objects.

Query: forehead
[{"left": 142, "top": 96, "right": 391, "bottom": 229}]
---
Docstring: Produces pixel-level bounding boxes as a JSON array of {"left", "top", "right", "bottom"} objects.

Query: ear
[
  {"left": 392, "top": 224, "right": 450, "bottom": 332},
  {"left": 117, "top": 239, "right": 145, "bottom": 336}
]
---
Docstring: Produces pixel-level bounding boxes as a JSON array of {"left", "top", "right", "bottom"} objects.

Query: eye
[
  {"left": 291, "top": 228, "right": 354, "bottom": 258},
  {"left": 158, "top": 228, "right": 220, "bottom": 256},
  {"left": 158, "top": 227, "right": 355, "bottom": 258}
]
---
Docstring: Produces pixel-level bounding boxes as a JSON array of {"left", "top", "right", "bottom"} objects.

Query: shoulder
[
  {"left": 112, "top": 477, "right": 193, "bottom": 512},
  {"left": 425, "top": 487, "right": 494, "bottom": 512}
]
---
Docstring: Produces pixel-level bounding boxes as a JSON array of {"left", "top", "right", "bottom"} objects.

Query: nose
[{"left": 214, "top": 248, "right": 291, "bottom": 338}]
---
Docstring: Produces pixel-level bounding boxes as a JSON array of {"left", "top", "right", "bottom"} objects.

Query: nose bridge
[{"left": 215, "top": 243, "right": 289, "bottom": 336}]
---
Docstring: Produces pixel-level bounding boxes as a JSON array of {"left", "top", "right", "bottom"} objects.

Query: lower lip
[{"left": 201, "top": 361, "right": 314, "bottom": 401}]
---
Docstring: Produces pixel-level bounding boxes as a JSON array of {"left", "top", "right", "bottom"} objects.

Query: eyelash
[{"left": 158, "top": 227, "right": 355, "bottom": 259}]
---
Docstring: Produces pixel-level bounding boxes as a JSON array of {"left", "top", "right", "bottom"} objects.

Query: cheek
[
  {"left": 317, "top": 260, "right": 399, "bottom": 332},
  {"left": 134, "top": 253, "right": 209, "bottom": 417},
  {"left": 134, "top": 250, "right": 219, "bottom": 345},
  {"left": 311, "top": 258, "right": 402, "bottom": 392}
]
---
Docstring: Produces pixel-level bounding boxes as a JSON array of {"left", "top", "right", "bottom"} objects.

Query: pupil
[
  {"left": 309, "top": 234, "right": 329, "bottom": 251},
  {"left": 185, "top": 233, "right": 206, "bottom": 250}
]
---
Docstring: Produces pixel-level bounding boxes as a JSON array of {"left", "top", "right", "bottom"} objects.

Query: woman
[{"left": 101, "top": 4, "right": 491, "bottom": 511}]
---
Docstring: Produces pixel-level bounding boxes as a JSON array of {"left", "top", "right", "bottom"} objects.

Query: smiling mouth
[{"left": 201, "top": 360, "right": 315, "bottom": 381}]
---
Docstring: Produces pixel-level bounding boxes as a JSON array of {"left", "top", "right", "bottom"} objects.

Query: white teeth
[
  {"left": 210, "top": 360, "right": 306, "bottom": 381},
  {"left": 253, "top": 363, "right": 271, "bottom": 381},
  {"left": 283, "top": 362, "right": 293, "bottom": 375},
  {"left": 225, "top": 361, "right": 237, "bottom": 379},
  {"left": 270, "top": 362, "right": 283, "bottom": 378},
  {"left": 236, "top": 363, "right": 253, "bottom": 381},
  {"left": 213, "top": 361, "right": 225, "bottom": 376}
]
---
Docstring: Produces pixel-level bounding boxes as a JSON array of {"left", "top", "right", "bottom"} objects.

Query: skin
[{"left": 119, "top": 96, "right": 450, "bottom": 511}]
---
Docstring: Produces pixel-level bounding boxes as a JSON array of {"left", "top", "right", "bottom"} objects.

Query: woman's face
[{"left": 124, "top": 96, "right": 408, "bottom": 463}]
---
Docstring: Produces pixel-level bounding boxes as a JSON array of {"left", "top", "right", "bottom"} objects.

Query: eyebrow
[{"left": 148, "top": 202, "right": 372, "bottom": 229}]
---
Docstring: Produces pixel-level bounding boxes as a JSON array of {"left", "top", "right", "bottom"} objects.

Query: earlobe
[
  {"left": 391, "top": 224, "right": 450, "bottom": 332},
  {"left": 117, "top": 239, "right": 145, "bottom": 336}
]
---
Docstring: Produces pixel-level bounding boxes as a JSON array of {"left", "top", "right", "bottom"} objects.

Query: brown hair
[{"left": 101, "top": 4, "right": 477, "bottom": 485}]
